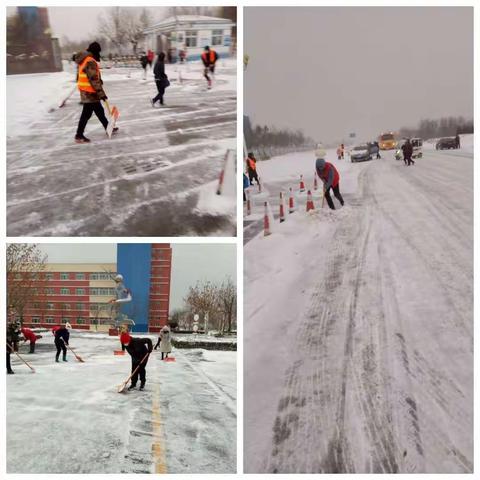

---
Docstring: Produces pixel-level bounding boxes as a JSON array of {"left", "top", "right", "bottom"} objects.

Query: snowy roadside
[
  {"left": 7, "top": 331, "right": 236, "bottom": 474},
  {"left": 244, "top": 139, "right": 473, "bottom": 472}
]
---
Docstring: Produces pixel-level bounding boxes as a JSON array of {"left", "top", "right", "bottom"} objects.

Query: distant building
[
  {"left": 11, "top": 244, "right": 172, "bottom": 333},
  {"left": 143, "top": 15, "right": 235, "bottom": 61},
  {"left": 7, "top": 6, "right": 62, "bottom": 74}
]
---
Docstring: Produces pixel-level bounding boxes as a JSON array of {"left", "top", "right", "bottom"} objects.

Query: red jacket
[
  {"left": 21, "top": 327, "right": 37, "bottom": 342},
  {"left": 52, "top": 326, "right": 61, "bottom": 335},
  {"left": 317, "top": 161, "right": 339, "bottom": 189}
]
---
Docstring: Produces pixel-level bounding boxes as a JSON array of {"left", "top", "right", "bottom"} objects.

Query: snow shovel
[
  {"left": 61, "top": 339, "right": 85, "bottom": 363},
  {"left": 7, "top": 343, "right": 35, "bottom": 373},
  {"left": 118, "top": 352, "right": 150, "bottom": 393},
  {"left": 104, "top": 99, "right": 119, "bottom": 139}
]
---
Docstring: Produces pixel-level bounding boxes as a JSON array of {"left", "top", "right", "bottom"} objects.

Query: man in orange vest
[
  {"left": 74, "top": 42, "right": 117, "bottom": 143},
  {"left": 246, "top": 152, "right": 260, "bottom": 186},
  {"left": 201, "top": 45, "right": 218, "bottom": 89}
]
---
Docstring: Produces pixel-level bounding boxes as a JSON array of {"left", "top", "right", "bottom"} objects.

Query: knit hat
[
  {"left": 314, "top": 143, "right": 326, "bottom": 159},
  {"left": 120, "top": 332, "right": 131, "bottom": 345},
  {"left": 87, "top": 42, "right": 101, "bottom": 55}
]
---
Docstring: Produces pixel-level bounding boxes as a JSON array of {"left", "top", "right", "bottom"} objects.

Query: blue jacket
[{"left": 243, "top": 173, "right": 250, "bottom": 190}]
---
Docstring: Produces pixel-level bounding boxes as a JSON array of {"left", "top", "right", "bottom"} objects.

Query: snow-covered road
[
  {"left": 244, "top": 142, "right": 473, "bottom": 473},
  {"left": 7, "top": 332, "right": 236, "bottom": 474},
  {"left": 7, "top": 61, "right": 236, "bottom": 236}
]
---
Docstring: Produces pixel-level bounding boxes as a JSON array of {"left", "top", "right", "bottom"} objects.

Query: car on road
[
  {"left": 350, "top": 144, "right": 372, "bottom": 162},
  {"left": 411, "top": 138, "right": 423, "bottom": 158},
  {"left": 436, "top": 137, "right": 458, "bottom": 150}
]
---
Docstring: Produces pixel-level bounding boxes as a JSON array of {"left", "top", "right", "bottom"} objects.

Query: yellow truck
[{"left": 378, "top": 132, "right": 397, "bottom": 150}]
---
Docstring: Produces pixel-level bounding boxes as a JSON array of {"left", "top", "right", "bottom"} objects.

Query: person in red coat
[
  {"left": 315, "top": 146, "right": 345, "bottom": 210},
  {"left": 21, "top": 327, "right": 41, "bottom": 354}
]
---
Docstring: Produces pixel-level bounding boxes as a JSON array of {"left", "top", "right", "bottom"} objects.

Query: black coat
[
  {"left": 124, "top": 337, "right": 153, "bottom": 362},
  {"left": 402, "top": 142, "right": 413, "bottom": 157},
  {"left": 54, "top": 327, "right": 69, "bottom": 345},
  {"left": 154, "top": 61, "right": 167, "bottom": 81}
]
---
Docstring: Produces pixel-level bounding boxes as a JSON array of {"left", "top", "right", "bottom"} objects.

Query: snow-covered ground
[
  {"left": 7, "top": 331, "right": 236, "bottom": 473},
  {"left": 244, "top": 135, "right": 473, "bottom": 473},
  {"left": 7, "top": 59, "right": 236, "bottom": 236}
]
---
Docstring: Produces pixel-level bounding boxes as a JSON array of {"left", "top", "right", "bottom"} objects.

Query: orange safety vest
[
  {"left": 77, "top": 55, "right": 99, "bottom": 93},
  {"left": 201, "top": 50, "right": 216, "bottom": 64},
  {"left": 246, "top": 157, "right": 256, "bottom": 171}
]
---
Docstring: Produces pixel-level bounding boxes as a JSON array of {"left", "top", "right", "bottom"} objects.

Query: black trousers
[
  {"left": 203, "top": 65, "right": 215, "bottom": 82},
  {"left": 248, "top": 169, "right": 259, "bottom": 185},
  {"left": 7, "top": 351, "right": 13, "bottom": 373},
  {"left": 29, "top": 341, "right": 35, "bottom": 354},
  {"left": 324, "top": 184, "right": 344, "bottom": 210},
  {"left": 76, "top": 102, "right": 109, "bottom": 136},
  {"left": 153, "top": 81, "right": 165, "bottom": 105},
  {"left": 131, "top": 358, "right": 148, "bottom": 386},
  {"left": 55, "top": 340, "right": 67, "bottom": 361},
  {"left": 404, "top": 154, "right": 414, "bottom": 165}
]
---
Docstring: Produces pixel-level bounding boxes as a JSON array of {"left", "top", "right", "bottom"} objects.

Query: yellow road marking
[{"left": 152, "top": 381, "right": 167, "bottom": 473}]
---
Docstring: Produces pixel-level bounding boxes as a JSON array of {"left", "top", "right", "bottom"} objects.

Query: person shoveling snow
[
  {"left": 74, "top": 41, "right": 118, "bottom": 143},
  {"left": 119, "top": 332, "right": 153, "bottom": 392},
  {"left": 314, "top": 144, "right": 345, "bottom": 210}
]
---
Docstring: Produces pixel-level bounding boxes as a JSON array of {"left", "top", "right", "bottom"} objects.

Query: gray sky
[
  {"left": 245, "top": 7, "right": 473, "bottom": 144},
  {"left": 35, "top": 243, "right": 236, "bottom": 311}
]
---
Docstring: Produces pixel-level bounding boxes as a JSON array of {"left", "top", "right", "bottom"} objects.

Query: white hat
[
  {"left": 65, "top": 322, "right": 72, "bottom": 329},
  {"left": 114, "top": 274, "right": 123, "bottom": 282},
  {"left": 314, "top": 143, "right": 326, "bottom": 159}
]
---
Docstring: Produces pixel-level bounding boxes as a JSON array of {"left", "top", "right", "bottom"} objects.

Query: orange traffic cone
[
  {"left": 299, "top": 175, "right": 305, "bottom": 192},
  {"left": 279, "top": 192, "right": 286, "bottom": 223},
  {"left": 288, "top": 188, "right": 295, "bottom": 213},
  {"left": 306, "top": 190, "right": 315, "bottom": 212},
  {"left": 313, "top": 172, "right": 318, "bottom": 190},
  {"left": 264, "top": 201, "right": 271, "bottom": 236}
]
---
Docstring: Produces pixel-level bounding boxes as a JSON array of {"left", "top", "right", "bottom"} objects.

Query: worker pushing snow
[
  {"left": 73, "top": 41, "right": 118, "bottom": 143},
  {"left": 109, "top": 274, "right": 134, "bottom": 328},
  {"left": 314, "top": 144, "right": 345, "bottom": 210}
]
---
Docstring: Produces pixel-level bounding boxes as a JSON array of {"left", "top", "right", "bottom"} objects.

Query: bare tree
[
  {"left": 7, "top": 244, "right": 47, "bottom": 322},
  {"left": 218, "top": 277, "right": 236, "bottom": 333},
  {"left": 184, "top": 280, "right": 220, "bottom": 332},
  {"left": 98, "top": 7, "right": 128, "bottom": 54}
]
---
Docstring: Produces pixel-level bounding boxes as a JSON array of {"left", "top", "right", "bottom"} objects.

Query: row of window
[
  {"left": 184, "top": 29, "right": 225, "bottom": 48},
  {"left": 31, "top": 317, "right": 87, "bottom": 324},
  {"left": 31, "top": 287, "right": 116, "bottom": 296},
  {"left": 31, "top": 302, "right": 87, "bottom": 311},
  {"left": 15, "top": 272, "right": 116, "bottom": 281}
]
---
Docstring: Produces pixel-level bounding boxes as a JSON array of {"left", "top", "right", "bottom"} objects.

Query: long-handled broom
[
  {"left": 62, "top": 339, "right": 85, "bottom": 363},
  {"left": 118, "top": 352, "right": 150, "bottom": 393},
  {"left": 7, "top": 343, "right": 35, "bottom": 373}
]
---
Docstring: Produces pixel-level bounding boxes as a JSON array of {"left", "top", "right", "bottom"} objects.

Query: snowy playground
[
  {"left": 7, "top": 59, "right": 236, "bottom": 236},
  {"left": 7, "top": 330, "right": 236, "bottom": 474}
]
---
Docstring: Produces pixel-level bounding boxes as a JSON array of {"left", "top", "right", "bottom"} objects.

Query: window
[
  {"left": 47, "top": 303, "right": 54, "bottom": 310},
  {"left": 77, "top": 317, "right": 86, "bottom": 325},
  {"left": 32, "top": 317, "right": 40, "bottom": 324},
  {"left": 91, "top": 273, "right": 113, "bottom": 281},
  {"left": 185, "top": 30, "right": 197, "bottom": 47},
  {"left": 212, "top": 29, "right": 223, "bottom": 46},
  {"left": 62, "top": 304, "right": 71, "bottom": 310},
  {"left": 33, "top": 302, "right": 40, "bottom": 309},
  {"left": 46, "top": 273, "right": 54, "bottom": 280},
  {"left": 60, "top": 288, "right": 70, "bottom": 295},
  {"left": 76, "top": 288, "right": 85, "bottom": 295},
  {"left": 75, "top": 273, "right": 85, "bottom": 280},
  {"left": 76, "top": 303, "right": 85, "bottom": 311},
  {"left": 15, "top": 273, "right": 22, "bottom": 280},
  {"left": 177, "top": 32, "right": 184, "bottom": 43},
  {"left": 60, "top": 273, "right": 69, "bottom": 280},
  {"left": 45, "top": 317, "right": 54, "bottom": 324},
  {"left": 45, "top": 287, "right": 55, "bottom": 295},
  {"left": 62, "top": 317, "right": 70, "bottom": 323}
]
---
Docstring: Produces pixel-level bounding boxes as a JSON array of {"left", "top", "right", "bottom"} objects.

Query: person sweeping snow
[
  {"left": 73, "top": 41, "right": 118, "bottom": 143},
  {"left": 120, "top": 332, "right": 153, "bottom": 391},
  {"left": 54, "top": 323, "right": 70, "bottom": 362},
  {"left": 21, "top": 327, "right": 41, "bottom": 354},
  {"left": 314, "top": 145, "right": 345, "bottom": 210},
  {"left": 154, "top": 325, "right": 172, "bottom": 360}
]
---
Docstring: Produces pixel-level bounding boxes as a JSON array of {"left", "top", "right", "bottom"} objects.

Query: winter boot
[
  {"left": 139, "top": 384, "right": 145, "bottom": 391},
  {"left": 127, "top": 384, "right": 136, "bottom": 391},
  {"left": 75, "top": 135, "right": 91, "bottom": 144},
  {"left": 7, "top": 369, "right": 15, "bottom": 374},
  {"left": 63, "top": 354, "right": 68, "bottom": 362},
  {"left": 55, "top": 358, "right": 59, "bottom": 363}
]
